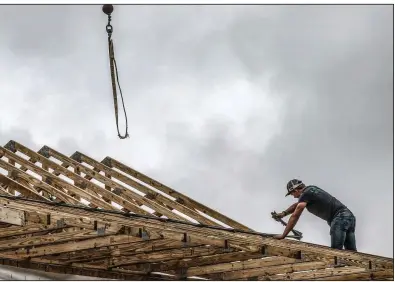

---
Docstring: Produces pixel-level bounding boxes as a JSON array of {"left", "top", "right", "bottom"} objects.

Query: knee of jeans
[
  {"left": 330, "top": 224, "right": 344, "bottom": 236},
  {"left": 351, "top": 217, "right": 356, "bottom": 231}
]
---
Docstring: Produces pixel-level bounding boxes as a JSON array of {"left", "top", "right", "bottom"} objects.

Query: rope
[{"left": 106, "top": 11, "right": 129, "bottom": 139}]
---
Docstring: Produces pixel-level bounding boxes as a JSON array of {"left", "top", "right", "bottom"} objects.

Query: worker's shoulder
[
  {"left": 304, "top": 185, "right": 321, "bottom": 192},
  {"left": 304, "top": 185, "right": 336, "bottom": 198},
  {"left": 302, "top": 185, "right": 325, "bottom": 196},
  {"left": 306, "top": 185, "right": 322, "bottom": 189}
]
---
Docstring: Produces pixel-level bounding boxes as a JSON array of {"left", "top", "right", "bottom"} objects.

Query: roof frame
[{"left": 0, "top": 139, "right": 391, "bottom": 281}]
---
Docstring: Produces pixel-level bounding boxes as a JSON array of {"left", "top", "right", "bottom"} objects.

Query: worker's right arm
[
  {"left": 284, "top": 202, "right": 298, "bottom": 215},
  {"left": 275, "top": 202, "right": 298, "bottom": 218}
]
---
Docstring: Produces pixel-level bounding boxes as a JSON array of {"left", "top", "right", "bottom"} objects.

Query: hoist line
[{"left": 104, "top": 5, "right": 129, "bottom": 139}]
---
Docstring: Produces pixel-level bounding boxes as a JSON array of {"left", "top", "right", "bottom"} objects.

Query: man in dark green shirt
[{"left": 273, "top": 179, "right": 357, "bottom": 251}]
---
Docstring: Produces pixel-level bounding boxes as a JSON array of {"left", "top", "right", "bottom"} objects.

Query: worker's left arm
[{"left": 275, "top": 202, "right": 307, "bottom": 239}]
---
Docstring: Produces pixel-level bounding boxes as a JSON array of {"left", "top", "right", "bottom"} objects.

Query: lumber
[
  {"left": 0, "top": 234, "right": 142, "bottom": 259},
  {"left": 266, "top": 265, "right": 368, "bottom": 280},
  {"left": 0, "top": 229, "right": 117, "bottom": 251},
  {"left": 41, "top": 240, "right": 205, "bottom": 265},
  {"left": 0, "top": 175, "right": 48, "bottom": 201},
  {"left": 0, "top": 206, "right": 25, "bottom": 226},
  {"left": 5, "top": 142, "right": 147, "bottom": 214},
  {"left": 0, "top": 139, "right": 392, "bottom": 281},
  {"left": 0, "top": 258, "right": 166, "bottom": 280},
  {"left": 0, "top": 225, "right": 64, "bottom": 240},
  {"left": 68, "top": 150, "right": 220, "bottom": 226},
  {"left": 34, "top": 144, "right": 192, "bottom": 221},
  {"left": 74, "top": 246, "right": 226, "bottom": 269},
  {"left": 313, "top": 269, "right": 394, "bottom": 280},
  {"left": 0, "top": 195, "right": 390, "bottom": 269},
  {"left": 0, "top": 147, "right": 114, "bottom": 209},
  {"left": 205, "top": 261, "right": 327, "bottom": 280},
  {"left": 103, "top": 156, "right": 251, "bottom": 230},
  {"left": 0, "top": 159, "right": 80, "bottom": 204},
  {"left": 120, "top": 251, "right": 266, "bottom": 273},
  {"left": 182, "top": 256, "right": 299, "bottom": 277}
]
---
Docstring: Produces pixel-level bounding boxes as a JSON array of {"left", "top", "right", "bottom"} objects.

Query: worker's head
[{"left": 285, "top": 179, "right": 305, "bottom": 198}]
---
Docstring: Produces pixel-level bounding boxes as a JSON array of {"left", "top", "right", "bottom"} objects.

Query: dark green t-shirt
[{"left": 298, "top": 185, "right": 347, "bottom": 224}]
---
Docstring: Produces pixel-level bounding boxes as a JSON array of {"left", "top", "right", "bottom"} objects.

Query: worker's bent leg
[
  {"left": 330, "top": 209, "right": 355, "bottom": 250},
  {"left": 344, "top": 231, "right": 357, "bottom": 251},
  {"left": 344, "top": 215, "right": 357, "bottom": 251},
  {"left": 330, "top": 217, "right": 347, "bottom": 250}
]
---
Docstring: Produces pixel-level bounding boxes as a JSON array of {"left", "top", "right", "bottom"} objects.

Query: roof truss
[{"left": 0, "top": 140, "right": 392, "bottom": 280}]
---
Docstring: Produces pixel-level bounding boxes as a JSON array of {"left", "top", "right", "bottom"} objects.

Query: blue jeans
[{"left": 330, "top": 209, "right": 357, "bottom": 251}]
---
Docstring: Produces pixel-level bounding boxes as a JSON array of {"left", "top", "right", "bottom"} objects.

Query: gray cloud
[{"left": 0, "top": 5, "right": 392, "bottom": 258}]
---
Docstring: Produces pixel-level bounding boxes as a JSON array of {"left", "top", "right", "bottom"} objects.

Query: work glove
[{"left": 272, "top": 211, "right": 287, "bottom": 220}]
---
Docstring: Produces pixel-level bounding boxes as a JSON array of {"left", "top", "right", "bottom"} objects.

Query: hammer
[{"left": 271, "top": 211, "right": 303, "bottom": 240}]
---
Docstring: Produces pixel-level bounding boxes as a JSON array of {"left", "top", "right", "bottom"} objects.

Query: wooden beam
[
  {"left": 110, "top": 238, "right": 202, "bottom": 255},
  {"left": 0, "top": 258, "right": 167, "bottom": 280},
  {"left": 5, "top": 157, "right": 16, "bottom": 195},
  {"left": 0, "top": 229, "right": 117, "bottom": 251},
  {"left": 204, "top": 261, "right": 327, "bottom": 280},
  {"left": 313, "top": 269, "right": 394, "bottom": 280},
  {"left": 39, "top": 164, "right": 51, "bottom": 199},
  {"left": 270, "top": 239, "right": 394, "bottom": 270},
  {"left": 120, "top": 251, "right": 266, "bottom": 272},
  {"left": 80, "top": 167, "right": 112, "bottom": 205},
  {"left": 0, "top": 159, "right": 80, "bottom": 205},
  {"left": 39, "top": 237, "right": 196, "bottom": 259},
  {"left": 0, "top": 141, "right": 392, "bottom": 282},
  {"left": 0, "top": 197, "right": 259, "bottom": 253},
  {"left": 103, "top": 156, "right": 251, "bottom": 230},
  {"left": 0, "top": 206, "right": 25, "bottom": 226},
  {"left": 0, "top": 184, "right": 14, "bottom": 196},
  {"left": 70, "top": 150, "right": 221, "bottom": 226},
  {"left": 11, "top": 142, "right": 156, "bottom": 217},
  {"left": 74, "top": 246, "right": 226, "bottom": 269},
  {"left": 265, "top": 265, "right": 367, "bottom": 280},
  {"left": 0, "top": 196, "right": 392, "bottom": 272},
  {"left": 0, "top": 225, "right": 65, "bottom": 240},
  {"left": 10, "top": 208, "right": 121, "bottom": 234},
  {"left": 0, "top": 203, "right": 123, "bottom": 239},
  {"left": 0, "top": 147, "right": 115, "bottom": 210},
  {"left": 0, "top": 175, "right": 49, "bottom": 201},
  {"left": 0, "top": 202, "right": 304, "bottom": 259},
  {"left": 0, "top": 234, "right": 144, "bottom": 259},
  {"left": 40, "top": 251, "right": 113, "bottom": 265},
  {"left": 176, "top": 256, "right": 299, "bottom": 277},
  {"left": 36, "top": 144, "right": 197, "bottom": 222},
  {"left": 45, "top": 242, "right": 206, "bottom": 265}
]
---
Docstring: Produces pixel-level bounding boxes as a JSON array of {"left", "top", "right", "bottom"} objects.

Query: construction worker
[{"left": 272, "top": 179, "right": 357, "bottom": 251}]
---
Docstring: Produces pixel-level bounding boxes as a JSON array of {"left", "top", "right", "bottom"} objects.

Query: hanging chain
[{"left": 104, "top": 5, "right": 129, "bottom": 139}]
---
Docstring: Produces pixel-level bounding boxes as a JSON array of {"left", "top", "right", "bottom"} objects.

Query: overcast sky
[{"left": 0, "top": 4, "right": 393, "bottom": 259}]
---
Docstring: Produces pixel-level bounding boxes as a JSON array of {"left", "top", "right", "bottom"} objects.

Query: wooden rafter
[
  {"left": 0, "top": 139, "right": 391, "bottom": 281},
  {"left": 101, "top": 156, "right": 251, "bottom": 230}
]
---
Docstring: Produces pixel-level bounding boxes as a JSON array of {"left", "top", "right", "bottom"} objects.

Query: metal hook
[{"left": 106, "top": 24, "right": 113, "bottom": 35}]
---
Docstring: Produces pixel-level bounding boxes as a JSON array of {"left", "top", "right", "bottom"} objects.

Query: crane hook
[{"left": 103, "top": 5, "right": 114, "bottom": 36}]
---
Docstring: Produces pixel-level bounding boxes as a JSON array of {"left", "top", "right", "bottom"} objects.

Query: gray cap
[{"left": 286, "top": 179, "right": 303, "bottom": 196}]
